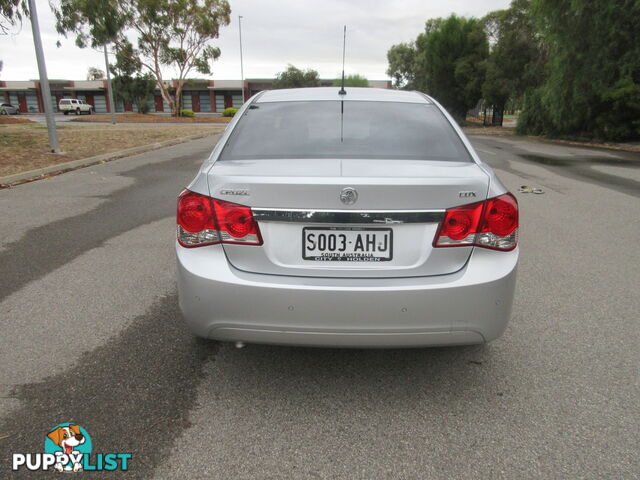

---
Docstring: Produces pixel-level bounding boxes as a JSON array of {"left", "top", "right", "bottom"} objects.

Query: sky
[{"left": 1, "top": 0, "right": 510, "bottom": 81}]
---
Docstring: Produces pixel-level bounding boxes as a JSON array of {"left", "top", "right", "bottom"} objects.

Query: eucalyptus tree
[
  {"left": 0, "top": 0, "right": 28, "bottom": 34},
  {"left": 55, "top": 0, "right": 231, "bottom": 116},
  {"left": 272, "top": 65, "right": 320, "bottom": 89},
  {"left": 388, "top": 15, "right": 488, "bottom": 121}
]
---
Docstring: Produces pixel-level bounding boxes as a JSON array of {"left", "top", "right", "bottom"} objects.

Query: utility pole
[
  {"left": 238, "top": 15, "right": 245, "bottom": 102},
  {"left": 28, "top": 0, "right": 60, "bottom": 153},
  {"left": 103, "top": 44, "right": 117, "bottom": 124}
]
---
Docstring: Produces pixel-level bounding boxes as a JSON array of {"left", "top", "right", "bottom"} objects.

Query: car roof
[{"left": 255, "top": 87, "right": 432, "bottom": 104}]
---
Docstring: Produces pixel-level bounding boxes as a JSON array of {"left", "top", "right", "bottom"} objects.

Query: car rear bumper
[{"left": 177, "top": 244, "right": 518, "bottom": 348}]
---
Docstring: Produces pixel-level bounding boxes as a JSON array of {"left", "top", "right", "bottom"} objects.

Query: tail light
[
  {"left": 177, "top": 190, "right": 262, "bottom": 247},
  {"left": 434, "top": 193, "right": 518, "bottom": 251}
]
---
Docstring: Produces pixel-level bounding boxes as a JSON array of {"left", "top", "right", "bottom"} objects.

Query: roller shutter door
[
  {"left": 25, "top": 92, "right": 39, "bottom": 112},
  {"left": 232, "top": 94, "right": 243, "bottom": 108},
  {"left": 93, "top": 95, "right": 107, "bottom": 113}
]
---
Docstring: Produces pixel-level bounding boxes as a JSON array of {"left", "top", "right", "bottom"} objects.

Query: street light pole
[
  {"left": 103, "top": 43, "right": 117, "bottom": 124},
  {"left": 238, "top": 15, "right": 245, "bottom": 102},
  {"left": 28, "top": 0, "right": 60, "bottom": 153}
]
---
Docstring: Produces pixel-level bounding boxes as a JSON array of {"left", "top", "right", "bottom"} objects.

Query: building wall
[
  {"left": 214, "top": 91, "right": 243, "bottom": 111},
  {"left": 92, "top": 94, "right": 107, "bottom": 113},
  {"left": 25, "top": 92, "right": 39, "bottom": 112},
  {"left": 198, "top": 92, "right": 211, "bottom": 112},
  {"left": 150, "top": 95, "right": 170, "bottom": 113},
  {"left": 50, "top": 92, "right": 72, "bottom": 111},
  {"left": 181, "top": 91, "right": 212, "bottom": 113},
  {"left": 2, "top": 79, "right": 392, "bottom": 114},
  {"left": 182, "top": 93, "right": 192, "bottom": 110}
]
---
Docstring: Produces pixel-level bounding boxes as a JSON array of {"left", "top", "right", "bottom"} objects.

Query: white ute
[{"left": 58, "top": 98, "right": 93, "bottom": 115}]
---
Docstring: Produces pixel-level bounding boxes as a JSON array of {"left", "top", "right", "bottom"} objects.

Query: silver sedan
[
  {"left": 1, "top": 103, "right": 20, "bottom": 115},
  {"left": 176, "top": 87, "right": 518, "bottom": 347}
]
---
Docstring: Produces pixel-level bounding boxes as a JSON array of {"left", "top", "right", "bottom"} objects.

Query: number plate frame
[{"left": 302, "top": 227, "right": 393, "bottom": 262}]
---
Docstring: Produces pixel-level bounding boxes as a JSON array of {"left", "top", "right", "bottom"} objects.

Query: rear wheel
[
  {"left": 75, "top": 108, "right": 80, "bottom": 115},
  {"left": 0, "top": 109, "right": 7, "bottom": 115},
  {"left": 63, "top": 111, "right": 69, "bottom": 115}
]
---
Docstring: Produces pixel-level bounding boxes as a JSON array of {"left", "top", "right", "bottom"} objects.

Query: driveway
[
  {"left": 0, "top": 134, "right": 637, "bottom": 479},
  {"left": 22, "top": 113, "right": 83, "bottom": 123}
]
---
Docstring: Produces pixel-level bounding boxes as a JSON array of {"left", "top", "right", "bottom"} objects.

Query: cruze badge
[
  {"left": 340, "top": 187, "right": 358, "bottom": 205},
  {"left": 220, "top": 188, "right": 249, "bottom": 196}
]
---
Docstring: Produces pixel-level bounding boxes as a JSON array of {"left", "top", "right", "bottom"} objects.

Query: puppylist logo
[{"left": 12, "top": 423, "right": 132, "bottom": 472}]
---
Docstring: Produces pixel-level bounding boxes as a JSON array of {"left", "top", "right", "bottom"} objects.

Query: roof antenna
[{"left": 339, "top": 25, "right": 347, "bottom": 95}]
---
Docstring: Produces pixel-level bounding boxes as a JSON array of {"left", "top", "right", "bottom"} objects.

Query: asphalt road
[
  {"left": 21, "top": 113, "right": 83, "bottom": 123},
  {"left": 0, "top": 134, "right": 638, "bottom": 479},
  {"left": 21, "top": 113, "right": 223, "bottom": 124}
]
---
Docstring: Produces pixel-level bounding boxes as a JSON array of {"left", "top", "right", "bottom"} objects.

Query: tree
[
  {"left": 386, "top": 43, "right": 416, "bottom": 89},
  {"left": 1, "top": 0, "right": 28, "bottom": 71},
  {"left": 333, "top": 74, "right": 369, "bottom": 87},
  {"left": 412, "top": 15, "right": 489, "bottom": 120},
  {"left": 87, "top": 67, "right": 105, "bottom": 80},
  {"left": 1, "top": 0, "right": 28, "bottom": 34},
  {"left": 518, "top": 0, "right": 640, "bottom": 140},
  {"left": 112, "top": 73, "right": 155, "bottom": 113},
  {"left": 55, "top": 0, "right": 231, "bottom": 116},
  {"left": 110, "top": 41, "right": 155, "bottom": 113},
  {"left": 481, "top": 0, "right": 545, "bottom": 124},
  {"left": 272, "top": 65, "right": 320, "bottom": 89}
]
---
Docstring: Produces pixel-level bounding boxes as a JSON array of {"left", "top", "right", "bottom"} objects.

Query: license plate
[{"left": 302, "top": 227, "right": 393, "bottom": 262}]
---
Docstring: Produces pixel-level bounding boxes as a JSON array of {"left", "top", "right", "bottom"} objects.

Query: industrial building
[{"left": 0, "top": 78, "right": 392, "bottom": 114}]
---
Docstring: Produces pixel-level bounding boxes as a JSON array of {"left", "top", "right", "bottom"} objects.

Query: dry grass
[
  {"left": 462, "top": 125, "right": 515, "bottom": 136},
  {"left": 463, "top": 120, "right": 640, "bottom": 152},
  {"left": 0, "top": 123, "right": 225, "bottom": 177},
  {"left": 529, "top": 136, "right": 640, "bottom": 153},
  {"left": 0, "top": 116, "right": 36, "bottom": 125},
  {"left": 71, "top": 113, "right": 232, "bottom": 124}
]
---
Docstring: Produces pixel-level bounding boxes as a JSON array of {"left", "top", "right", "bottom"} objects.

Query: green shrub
[
  {"left": 181, "top": 109, "right": 195, "bottom": 117},
  {"left": 222, "top": 107, "right": 238, "bottom": 117},
  {"left": 138, "top": 101, "right": 150, "bottom": 114}
]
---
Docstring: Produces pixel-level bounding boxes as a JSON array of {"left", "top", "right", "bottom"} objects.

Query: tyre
[
  {"left": 63, "top": 111, "right": 68, "bottom": 115},
  {"left": 76, "top": 108, "right": 80, "bottom": 115},
  {"left": 0, "top": 109, "right": 7, "bottom": 115}
]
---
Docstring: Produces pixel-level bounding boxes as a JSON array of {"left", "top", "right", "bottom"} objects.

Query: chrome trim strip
[{"left": 251, "top": 208, "right": 445, "bottom": 224}]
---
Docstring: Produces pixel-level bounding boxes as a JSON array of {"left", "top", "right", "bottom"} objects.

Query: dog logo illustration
[
  {"left": 44, "top": 423, "right": 92, "bottom": 472},
  {"left": 12, "top": 422, "right": 131, "bottom": 472}
]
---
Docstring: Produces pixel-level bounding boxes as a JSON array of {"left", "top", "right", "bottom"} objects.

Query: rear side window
[
  {"left": 60, "top": 100, "right": 70, "bottom": 104},
  {"left": 220, "top": 101, "right": 471, "bottom": 162}
]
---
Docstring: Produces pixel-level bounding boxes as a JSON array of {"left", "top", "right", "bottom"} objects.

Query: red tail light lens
[
  {"left": 213, "top": 199, "right": 262, "bottom": 244},
  {"left": 177, "top": 190, "right": 262, "bottom": 247},
  {"left": 438, "top": 202, "right": 484, "bottom": 241},
  {"left": 483, "top": 195, "right": 518, "bottom": 236},
  {"left": 434, "top": 193, "right": 518, "bottom": 251},
  {"left": 178, "top": 191, "right": 215, "bottom": 233}
]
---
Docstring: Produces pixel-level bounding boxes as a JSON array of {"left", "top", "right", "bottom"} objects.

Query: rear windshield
[{"left": 220, "top": 101, "right": 471, "bottom": 162}]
